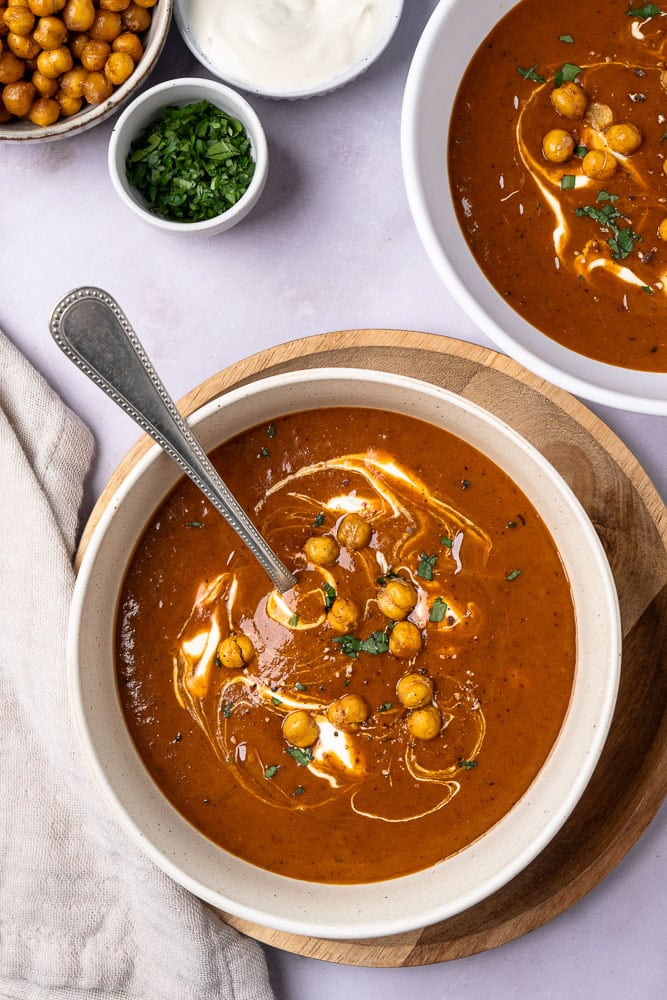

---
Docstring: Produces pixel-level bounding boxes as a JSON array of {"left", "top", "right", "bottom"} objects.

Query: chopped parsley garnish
[
  {"left": 285, "top": 746, "right": 313, "bottom": 766},
  {"left": 271, "top": 695, "right": 282, "bottom": 706},
  {"left": 322, "top": 582, "right": 336, "bottom": 610},
  {"left": 558, "top": 34, "right": 574, "bottom": 43},
  {"left": 642, "top": 285, "right": 654, "bottom": 294},
  {"left": 561, "top": 174, "right": 576, "bottom": 190},
  {"left": 554, "top": 62, "right": 581, "bottom": 87},
  {"left": 627, "top": 4, "right": 662, "bottom": 18},
  {"left": 125, "top": 100, "right": 255, "bottom": 223},
  {"left": 185, "top": 520, "right": 204, "bottom": 528},
  {"left": 376, "top": 569, "right": 400, "bottom": 585},
  {"left": 267, "top": 423, "right": 276, "bottom": 438},
  {"left": 287, "top": 612, "right": 300, "bottom": 627},
  {"left": 517, "top": 64, "right": 546, "bottom": 82},
  {"left": 429, "top": 597, "right": 449, "bottom": 623},
  {"left": 378, "top": 702, "right": 392, "bottom": 712},
  {"left": 461, "top": 479, "right": 471, "bottom": 490},
  {"left": 259, "top": 446, "right": 270, "bottom": 458},
  {"left": 313, "top": 511, "right": 326, "bottom": 527},
  {"left": 294, "top": 682, "right": 308, "bottom": 692},
  {"left": 506, "top": 569, "right": 523, "bottom": 581},
  {"left": 264, "top": 765, "right": 280, "bottom": 779},
  {"left": 222, "top": 701, "right": 233, "bottom": 718},
  {"left": 294, "top": 785, "right": 305, "bottom": 796},
  {"left": 574, "top": 144, "right": 587, "bottom": 157},
  {"left": 459, "top": 759, "right": 478, "bottom": 770},
  {"left": 507, "top": 520, "right": 518, "bottom": 528},
  {"left": 440, "top": 535, "right": 453, "bottom": 548},
  {"left": 333, "top": 630, "right": 391, "bottom": 658},
  {"left": 575, "top": 198, "right": 641, "bottom": 260},
  {"left": 417, "top": 552, "right": 437, "bottom": 580}
]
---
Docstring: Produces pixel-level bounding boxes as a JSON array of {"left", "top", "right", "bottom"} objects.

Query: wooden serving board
[{"left": 80, "top": 330, "right": 667, "bottom": 968}]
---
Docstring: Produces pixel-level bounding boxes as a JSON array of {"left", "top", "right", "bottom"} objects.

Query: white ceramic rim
[
  {"left": 400, "top": 0, "right": 667, "bottom": 414},
  {"left": 107, "top": 77, "right": 269, "bottom": 233},
  {"left": 173, "top": 0, "right": 404, "bottom": 100},
  {"left": 0, "top": 0, "right": 173, "bottom": 144},
  {"left": 69, "top": 367, "right": 621, "bottom": 939}
]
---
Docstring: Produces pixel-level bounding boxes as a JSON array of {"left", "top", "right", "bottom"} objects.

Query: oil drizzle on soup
[
  {"left": 449, "top": 0, "right": 667, "bottom": 371},
  {"left": 117, "top": 408, "right": 575, "bottom": 883}
]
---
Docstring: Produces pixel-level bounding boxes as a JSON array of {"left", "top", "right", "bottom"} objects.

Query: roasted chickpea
[
  {"left": 2, "top": 78, "right": 34, "bottom": 114},
  {"left": 36, "top": 44, "right": 72, "bottom": 77},
  {"left": 7, "top": 29, "right": 39, "bottom": 57},
  {"left": 111, "top": 29, "right": 142, "bottom": 61},
  {"left": 216, "top": 634, "right": 255, "bottom": 670},
  {"left": 303, "top": 534, "right": 339, "bottom": 566},
  {"left": 389, "top": 620, "right": 423, "bottom": 659},
  {"left": 27, "top": 0, "right": 66, "bottom": 14},
  {"left": 33, "top": 14, "right": 67, "bottom": 48},
  {"left": 100, "top": 0, "right": 130, "bottom": 8},
  {"left": 542, "top": 128, "right": 574, "bottom": 164},
  {"left": 26, "top": 93, "right": 59, "bottom": 124},
  {"left": 327, "top": 693, "right": 369, "bottom": 731},
  {"left": 327, "top": 596, "right": 360, "bottom": 634},
  {"left": 58, "top": 64, "right": 87, "bottom": 96},
  {"left": 337, "top": 512, "right": 372, "bottom": 550},
  {"left": 282, "top": 710, "right": 319, "bottom": 749},
  {"left": 3, "top": 5, "right": 35, "bottom": 34},
  {"left": 88, "top": 8, "right": 121, "bottom": 40},
  {"left": 82, "top": 68, "right": 112, "bottom": 101},
  {"left": 56, "top": 89, "right": 81, "bottom": 115},
  {"left": 658, "top": 217, "right": 667, "bottom": 241},
  {"left": 377, "top": 577, "right": 417, "bottom": 621},
  {"left": 104, "top": 48, "right": 132, "bottom": 84},
  {"left": 605, "top": 122, "right": 642, "bottom": 155},
  {"left": 406, "top": 704, "right": 441, "bottom": 741},
  {"left": 69, "top": 31, "right": 89, "bottom": 58},
  {"left": 132, "top": 0, "right": 156, "bottom": 6},
  {"left": 31, "top": 66, "right": 57, "bottom": 94},
  {"left": 80, "top": 38, "right": 109, "bottom": 69},
  {"left": 120, "top": 2, "right": 149, "bottom": 31},
  {"left": 0, "top": 48, "right": 24, "bottom": 82},
  {"left": 396, "top": 672, "right": 434, "bottom": 710},
  {"left": 581, "top": 148, "right": 617, "bottom": 181},
  {"left": 63, "top": 0, "right": 94, "bottom": 30},
  {"left": 550, "top": 80, "right": 588, "bottom": 119}
]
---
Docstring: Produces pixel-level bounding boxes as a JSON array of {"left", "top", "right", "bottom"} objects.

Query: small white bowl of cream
[{"left": 174, "top": 0, "right": 404, "bottom": 100}]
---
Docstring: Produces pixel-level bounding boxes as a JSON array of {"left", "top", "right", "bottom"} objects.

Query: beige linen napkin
[{"left": 0, "top": 329, "right": 276, "bottom": 1000}]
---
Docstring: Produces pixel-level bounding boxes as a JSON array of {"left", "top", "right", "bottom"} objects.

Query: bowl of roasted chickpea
[
  {"left": 0, "top": 0, "right": 172, "bottom": 140},
  {"left": 67, "top": 364, "right": 620, "bottom": 938}
]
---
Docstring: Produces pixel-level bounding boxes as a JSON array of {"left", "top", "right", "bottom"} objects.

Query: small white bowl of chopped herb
[{"left": 108, "top": 77, "right": 268, "bottom": 235}]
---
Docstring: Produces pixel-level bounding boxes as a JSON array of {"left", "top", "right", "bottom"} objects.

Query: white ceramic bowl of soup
[
  {"left": 173, "top": 0, "right": 404, "bottom": 100},
  {"left": 69, "top": 367, "right": 621, "bottom": 939},
  {"left": 0, "top": 0, "right": 172, "bottom": 143},
  {"left": 401, "top": 0, "right": 667, "bottom": 414}
]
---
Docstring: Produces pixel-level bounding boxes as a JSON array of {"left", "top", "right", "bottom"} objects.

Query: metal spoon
[{"left": 50, "top": 286, "right": 296, "bottom": 593}]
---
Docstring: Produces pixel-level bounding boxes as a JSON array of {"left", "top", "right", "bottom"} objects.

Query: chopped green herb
[
  {"left": 259, "top": 447, "right": 270, "bottom": 457},
  {"left": 288, "top": 613, "right": 300, "bottom": 627},
  {"left": 294, "top": 785, "right": 305, "bottom": 796},
  {"left": 459, "top": 759, "right": 478, "bottom": 770},
  {"left": 517, "top": 64, "right": 546, "bottom": 82},
  {"left": 558, "top": 34, "right": 574, "bottom": 43},
  {"left": 264, "top": 765, "right": 280, "bottom": 779},
  {"left": 461, "top": 479, "right": 471, "bottom": 490},
  {"left": 322, "top": 582, "right": 336, "bottom": 610},
  {"left": 598, "top": 190, "right": 619, "bottom": 203},
  {"left": 294, "top": 682, "right": 308, "bottom": 692},
  {"left": 378, "top": 702, "right": 392, "bottom": 712},
  {"left": 554, "top": 62, "right": 581, "bottom": 87},
  {"left": 561, "top": 174, "right": 576, "bottom": 190},
  {"left": 125, "top": 100, "right": 256, "bottom": 223},
  {"left": 214, "top": 655, "right": 222, "bottom": 668},
  {"left": 185, "top": 521, "right": 204, "bottom": 528},
  {"left": 285, "top": 746, "right": 313, "bottom": 766},
  {"left": 271, "top": 695, "right": 282, "bottom": 706},
  {"left": 333, "top": 630, "right": 391, "bottom": 658},
  {"left": 267, "top": 423, "right": 276, "bottom": 438},
  {"left": 440, "top": 535, "right": 453, "bottom": 548},
  {"left": 642, "top": 285, "right": 654, "bottom": 294},
  {"left": 507, "top": 520, "right": 517, "bottom": 528},
  {"left": 417, "top": 552, "right": 437, "bottom": 581},
  {"left": 222, "top": 701, "right": 233, "bottom": 718},
  {"left": 506, "top": 569, "right": 523, "bottom": 581},
  {"left": 376, "top": 569, "right": 400, "bottom": 585},
  {"left": 429, "top": 597, "right": 449, "bottom": 623},
  {"left": 575, "top": 201, "right": 640, "bottom": 260},
  {"left": 313, "top": 511, "right": 326, "bottom": 527},
  {"left": 574, "top": 144, "right": 587, "bottom": 157},
  {"left": 627, "top": 4, "right": 661, "bottom": 18}
]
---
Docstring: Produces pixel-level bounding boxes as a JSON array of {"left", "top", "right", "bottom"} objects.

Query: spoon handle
[{"left": 50, "top": 286, "right": 296, "bottom": 593}]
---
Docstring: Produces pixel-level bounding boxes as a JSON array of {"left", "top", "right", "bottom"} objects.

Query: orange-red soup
[
  {"left": 117, "top": 408, "right": 575, "bottom": 883},
  {"left": 449, "top": 0, "right": 667, "bottom": 371}
]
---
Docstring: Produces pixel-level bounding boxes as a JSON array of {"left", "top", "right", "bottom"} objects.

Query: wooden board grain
[{"left": 78, "top": 330, "right": 667, "bottom": 967}]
